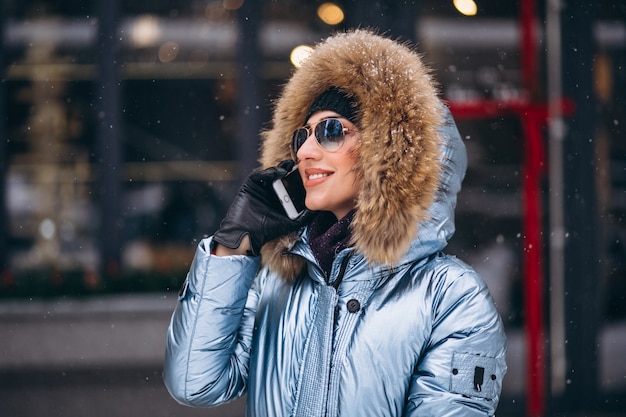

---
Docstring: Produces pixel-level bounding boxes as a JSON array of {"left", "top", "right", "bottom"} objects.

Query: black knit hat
[{"left": 305, "top": 87, "right": 359, "bottom": 124}]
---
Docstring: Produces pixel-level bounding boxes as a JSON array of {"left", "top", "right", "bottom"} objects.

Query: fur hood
[{"left": 259, "top": 29, "right": 448, "bottom": 280}]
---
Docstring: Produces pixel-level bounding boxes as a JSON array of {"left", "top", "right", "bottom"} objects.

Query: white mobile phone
[{"left": 272, "top": 165, "right": 306, "bottom": 219}]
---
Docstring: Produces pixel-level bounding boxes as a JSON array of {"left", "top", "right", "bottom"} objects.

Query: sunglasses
[{"left": 291, "top": 118, "right": 349, "bottom": 158}]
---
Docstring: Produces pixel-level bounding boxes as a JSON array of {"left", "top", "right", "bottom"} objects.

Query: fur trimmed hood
[{"left": 259, "top": 30, "right": 463, "bottom": 280}]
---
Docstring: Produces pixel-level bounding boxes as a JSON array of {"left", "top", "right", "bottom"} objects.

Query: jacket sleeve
[
  {"left": 405, "top": 258, "right": 508, "bottom": 417},
  {"left": 162, "top": 237, "right": 262, "bottom": 407}
]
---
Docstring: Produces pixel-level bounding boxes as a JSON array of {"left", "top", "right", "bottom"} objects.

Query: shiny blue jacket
[
  {"left": 163, "top": 118, "right": 507, "bottom": 416},
  {"left": 164, "top": 30, "right": 506, "bottom": 417}
]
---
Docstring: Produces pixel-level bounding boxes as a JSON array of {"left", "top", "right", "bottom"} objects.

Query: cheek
[
  {"left": 343, "top": 155, "right": 361, "bottom": 188},
  {"left": 343, "top": 172, "right": 360, "bottom": 199}
]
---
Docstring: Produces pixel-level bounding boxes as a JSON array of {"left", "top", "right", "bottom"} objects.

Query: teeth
[{"left": 309, "top": 173, "right": 329, "bottom": 180}]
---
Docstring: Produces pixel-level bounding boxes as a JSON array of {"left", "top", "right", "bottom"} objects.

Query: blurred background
[{"left": 0, "top": 0, "right": 624, "bottom": 416}]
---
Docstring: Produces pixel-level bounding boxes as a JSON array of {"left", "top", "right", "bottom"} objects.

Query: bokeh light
[
  {"left": 131, "top": 15, "right": 161, "bottom": 47},
  {"left": 158, "top": 41, "right": 180, "bottom": 63},
  {"left": 290, "top": 45, "right": 314, "bottom": 68},
  {"left": 223, "top": 0, "right": 244, "bottom": 11},
  {"left": 39, "top": 218, "right": 56, "bottom": 240},
  {"left": 453, "top": 0, "right": 478, "bottom": 16},
  {"left": 317, "top": 3, "right": 345, "bottom": 25}
]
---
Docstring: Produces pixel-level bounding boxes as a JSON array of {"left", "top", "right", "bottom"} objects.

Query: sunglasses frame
[{"left": 291, "top": 117, "right": 350, "bottom": 160}]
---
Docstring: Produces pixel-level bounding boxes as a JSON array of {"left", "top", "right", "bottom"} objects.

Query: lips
[{"left": 303, "top": 168, "right": 333, "bottom": 186}]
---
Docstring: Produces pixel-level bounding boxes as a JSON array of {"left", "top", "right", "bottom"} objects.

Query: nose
[{"left": 296, "top": 131, "right": 322, "bottom": 161}]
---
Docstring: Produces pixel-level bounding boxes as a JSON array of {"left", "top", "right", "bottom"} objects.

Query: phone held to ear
[{"left": 272, "top": 165, "right": 306, "bottom": 219}]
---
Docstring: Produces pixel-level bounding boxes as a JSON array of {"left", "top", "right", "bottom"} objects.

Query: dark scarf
[{"left": 308, "top": 209, "right": 356, "bottom": 279}]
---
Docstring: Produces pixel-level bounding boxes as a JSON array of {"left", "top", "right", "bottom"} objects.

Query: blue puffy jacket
[{"left": 164, "top": 30, "right": 507, "bottom": 417}]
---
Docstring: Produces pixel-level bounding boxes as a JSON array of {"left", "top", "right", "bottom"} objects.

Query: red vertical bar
[
  {"left": 520, "top": 0, "right": 545, "bottom": 415},
  {"left": 522, "top": 113, "right": 545, "bottom": 417},
  {"left": 520, "top": 0, "right": 538, "bottom": 96}
]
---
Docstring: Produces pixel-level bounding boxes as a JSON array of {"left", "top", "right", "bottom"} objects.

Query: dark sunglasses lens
[
  {"left": 315, "top": 119, "right": 344, "bottom": 151},
  {"left": 292, "top": 128, "right": 309, "bottom": 155}
]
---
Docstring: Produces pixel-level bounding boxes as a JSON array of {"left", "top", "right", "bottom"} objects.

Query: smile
[{"left": 308, "top": 173, "right": 330, "bottom": 180}]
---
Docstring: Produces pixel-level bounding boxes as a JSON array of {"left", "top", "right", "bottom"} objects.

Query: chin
[{"left": 304, "top": 197, "right": 326, "bottom": 213}]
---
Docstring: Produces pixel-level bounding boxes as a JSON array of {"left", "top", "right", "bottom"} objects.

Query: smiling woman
[{"left": 163, "top": 29, "right": 507, "bottom": 417}]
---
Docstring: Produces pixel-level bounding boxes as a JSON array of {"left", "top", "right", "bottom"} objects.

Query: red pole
[
  {"left": 522, "top": 112, "right": 546, "bottom": 417},
  {"left": 519, "top": 1, "right": 545, "bottom": 415},
  {"left": 520, "top": 0, "right": 538, "bottom": 97}
]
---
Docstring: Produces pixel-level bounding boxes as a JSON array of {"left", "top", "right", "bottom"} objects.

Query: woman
[{"left": 163, "top": 30, "right": 507, "bottom": 416}]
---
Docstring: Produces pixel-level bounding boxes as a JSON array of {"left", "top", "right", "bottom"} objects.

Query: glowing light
[
  {"left": 317, "top": 3, "right": 345, "bottom": 25},
  {"left": 205, "top": 2, "right": 226, "bottom": 19},
  {"left": 39, "top": 218, "right": 56, "bottom": 240},
  {"left": 453, "top": 0, "right": 478, "bottom": 16},
  {"left": 158, "top": 41, "right": 180, "bottom": 63},
  {"left": 223, "top": 0, "right": 244, "bottom": 11},
  {"left": 131, "top": 15, "right": 161, "bottom": 47},
  {"left": 290, "top": 45, "right": 313, "bottom": 68}
]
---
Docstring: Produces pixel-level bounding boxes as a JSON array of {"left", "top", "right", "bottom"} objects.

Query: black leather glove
[{"left": 213, "top": 160, "right": 311, "bottom": 256}]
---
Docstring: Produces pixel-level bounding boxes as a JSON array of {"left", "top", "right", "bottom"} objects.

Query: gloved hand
[{"left": 213, "top": 160, "right": 311, "bottom": 256}]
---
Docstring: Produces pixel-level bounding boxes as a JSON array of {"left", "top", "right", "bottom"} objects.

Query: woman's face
[{"left": 296, "top": 110, "right": 360, "bottom": 220}]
